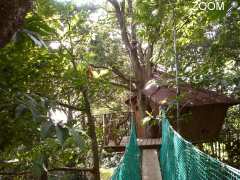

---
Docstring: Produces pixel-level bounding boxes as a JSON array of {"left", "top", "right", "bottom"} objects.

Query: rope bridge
[
  {"left": 160, "top": 113, "right": 240, "bottom": 180},
  {"left": 111, "top": 120, "right": 141, "bottom": 180},
  {"left": 111, "top": 114, "right": 240, "bottom": 180}
]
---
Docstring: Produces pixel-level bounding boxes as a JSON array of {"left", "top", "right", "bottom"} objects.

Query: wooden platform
[
  {"left": 104, "top": 137, "right": 161, "bottom": 152},
  {"left": 142, "top": 149, "right": 162, "bottom": 180}
]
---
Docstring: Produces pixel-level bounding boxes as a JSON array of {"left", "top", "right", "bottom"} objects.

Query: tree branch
[
  {"left": 108, "top": 0, "right": 142, "bottom": 80},
  {"left": 109, "top": 81, "right": 136, "bottom": 91},
  {"left": 145, "top": 44, "right": 154, "bottom": 62},
  {"left": 56, "top": 101, "right": 82, "bottom": 112},
  {"left": 90, "top": 64, "right": 136, "bottom": 84},
  {"left": 108, "top": 0, "right": 131, "bottom": 51},
  {"left": 137, "top": 42, "right": 145, "bottom": 64},
  {"left": 111, "top": 66, "right": 136, "bottom": 83},
  {"left": 127, "top": 0, "right": 136, "bottom": 42}
]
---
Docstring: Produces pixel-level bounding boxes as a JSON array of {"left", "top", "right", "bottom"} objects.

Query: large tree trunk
[
  {"left": 108, "top": 0, "right": 154, "bottom": 138},
  {"left": 82, "top": 89, "right": 100, "bottom": 180},
  {"left": 0, "top": 0, "right": 32, "bottom": 48},
  {"left": 69, "top": 41, "right": 100, "bottom": 179}
]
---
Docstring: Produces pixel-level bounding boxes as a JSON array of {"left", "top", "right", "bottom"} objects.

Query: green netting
[
  {"left": 160, "top": 113, "right": 240, "bottom": 180},
  {"left": 111, "top": 120, "right": 141, "bottom": 180}
]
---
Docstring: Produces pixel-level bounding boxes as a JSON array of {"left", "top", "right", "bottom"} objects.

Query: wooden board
[
  {"left": 142, "top": 149, "right": 162, "bottom": 180},
  {"left": 120, "top": 137, "right": 161, "bottom": 147},
  {"left": 104, "top": 137, "right": 161, "bottom": 152}
]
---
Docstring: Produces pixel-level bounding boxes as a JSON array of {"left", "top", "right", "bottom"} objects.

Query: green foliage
[
  {"left": 1, "top": 0, "right": 240, "bottom": 177},
  {"left": 0, "top": 0, "right": 121, "bottom": 177}
]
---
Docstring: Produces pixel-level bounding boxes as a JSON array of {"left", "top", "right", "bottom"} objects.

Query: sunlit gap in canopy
[
  {"left": 53, "top": 0, "right": 111, "bottom": 23},
  {"left": 50, "top": 109, "right": 68, "bottom": 125},
  {"left": 54, "top": 0, "right": 103, "bottom": 6},
  {"left": 50, "top": 0, "right": 108, "bottom": 50},
  {"left": 54, "top": 0, "right": 125, "bottom": 7}
]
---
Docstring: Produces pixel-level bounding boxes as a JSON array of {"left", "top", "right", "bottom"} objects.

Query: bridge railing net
[
  {"left": 160, "top": 114, "right": 240, "bottom": 180},
  {"left": 111, "top": 119, "right": 141, "bottom": 180}
]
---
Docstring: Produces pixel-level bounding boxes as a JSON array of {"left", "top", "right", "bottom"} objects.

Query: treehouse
[
  {"left": 102, "top": 72, "right": 240, "bottom": 151},
  {"left": 130, "top": 73, "right": 240, "bottom": 143}
]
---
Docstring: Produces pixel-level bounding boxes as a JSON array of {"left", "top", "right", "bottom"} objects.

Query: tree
[
  {"left": 106, "top": 0, "right": 171, "bottom": 136},
  {"left": 0, "top": 0, "right": 33, "bottom": 48},
  {"left": 37, "top": 2, "right": 103, "bottom": 178},
  {"left": 0, "top": 1, "right": 102, "bottom": 178}
]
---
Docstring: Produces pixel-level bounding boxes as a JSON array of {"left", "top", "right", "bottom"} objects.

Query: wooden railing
[
  {"left": 48, "top": 168, "right": 95, "bottom": 180},
  {"left": 94, "top": 112, "right": 133, "bottom": 147},
  {"left": 0, "top": 112, "right": 133, "bottom": 179},
  {"left": 0, "top": 167, "right": 95, "bottom": 180}
]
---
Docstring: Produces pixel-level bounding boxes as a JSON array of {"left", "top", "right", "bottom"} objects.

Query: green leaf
[
  {"left": 32, "top": 155, "right": 44, "bottom": 177},
  {"left": 69, "top": 128, "right": 83, "bottom": 147},
  {"left": 40, "top": 97, "right": 48, "bottom": 108},
  {"left": 15, "top": 104, "right": 26, "bottom": 118},
  {"left": 142, "top": 116, "right": 152, "bottom": 126},
  {"left": 41, "top": 121, "right": 53, "bottom": 138},
  {"left": 24, "top": 14, "right": 56, "bottom": 36},
  {"left": 32, "top": 154, "right": 48, "bottom": 177},
  {"left": 55, "top": 125, "right": 69, "bottom": 145},
  {"left": 22, "top": 29, "right": 47, "bottom": 48}
]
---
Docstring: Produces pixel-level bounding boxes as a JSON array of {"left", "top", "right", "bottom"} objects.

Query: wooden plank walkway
[
  {"left": 120, "top": 137, "right": 161, "bottom": 147},
  {"left": 104, "top": 137, "right": 161, "bottom": 152},
  {"left": 142, "top": 149, "right": 162, "bottom": 180}
]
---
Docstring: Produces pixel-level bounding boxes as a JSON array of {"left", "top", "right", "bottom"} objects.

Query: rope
[
  {"left": 172, "top": 3, "right": 180, "bottom": 132},
  {"left": 159, "top": 112, "right": 240, "bottom": 180},
  {"left": 128, "top": 53, "right": 134, "bottom": 134},
  {"left": 111, "top": 120, "right": 141, "bottom": 180}
]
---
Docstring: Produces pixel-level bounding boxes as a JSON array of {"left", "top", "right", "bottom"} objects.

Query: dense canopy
[{"left": 0, "top": 0, "right": 240, "bottom": 179}]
